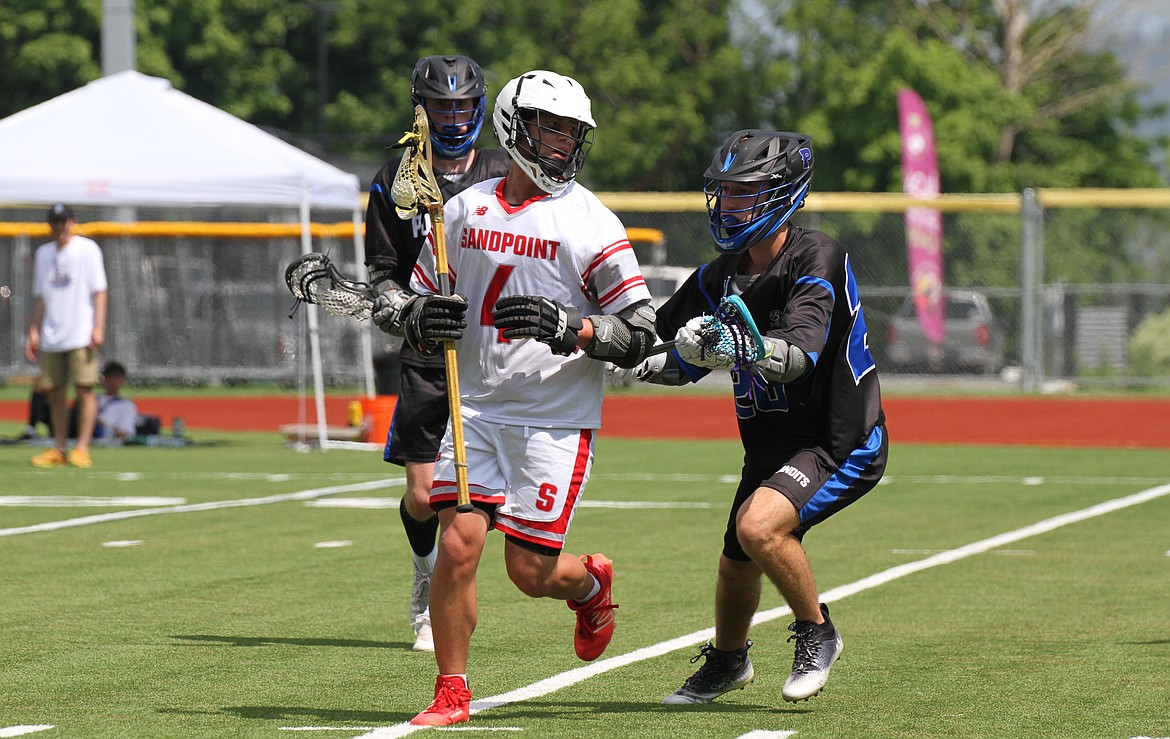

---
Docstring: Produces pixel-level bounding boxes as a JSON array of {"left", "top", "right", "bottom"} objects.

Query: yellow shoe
[
  {"left": 31, "top": 448, "right": 68, "bottom": 468},
  {"left": 67, "top": 449, "right": 93, "bottom": 469}
]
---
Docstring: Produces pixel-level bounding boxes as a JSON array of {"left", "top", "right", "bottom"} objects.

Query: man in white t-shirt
[
  {"left": 373, "top": 70, "right": 656, "bottom": 727},
  {"left": 26, "top": 203, "right": 108, "bottom": 469}
]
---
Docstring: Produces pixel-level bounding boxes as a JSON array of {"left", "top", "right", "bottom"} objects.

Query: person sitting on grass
[{"left": 92, "top": 361, "right": 140, "bottom": 442}]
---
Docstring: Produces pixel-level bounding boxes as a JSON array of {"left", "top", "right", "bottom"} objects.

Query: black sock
[{"left": 399, "top": 498, "right": 439, "bottom": 557}]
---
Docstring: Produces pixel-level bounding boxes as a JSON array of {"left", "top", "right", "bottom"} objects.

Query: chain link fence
[
  {"left": 0, "top": 204, "right": 369, "bottom": 388},
  {"left": 2, "top": 190, "right": 1169, "bottom": 390},
  {"left": 615, "top": 189, "right": 1170, "bottom": 390}
]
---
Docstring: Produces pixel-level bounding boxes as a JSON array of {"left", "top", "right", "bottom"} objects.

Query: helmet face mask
[
  {"left": 411, "top": 55, "right": 488, "bottom": 158},
  {"left": 493, "top": 71, "right": 597, "bottom": 195},
  {"left": 703, "top": 130, "right": 814, "bottom": 254},
  {"left": 511, "top": 108, "right": 595, "bottom": 189}
]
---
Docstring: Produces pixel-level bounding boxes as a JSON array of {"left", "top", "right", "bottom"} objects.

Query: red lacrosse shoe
[
  {"left": 410, "top": 674, "right": 471, "bottom": 726},
  {"left": 567, "top": 553, "right": 618, "bottom": 661}
]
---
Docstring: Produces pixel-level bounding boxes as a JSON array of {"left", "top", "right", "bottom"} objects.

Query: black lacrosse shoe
[
  {"left": 781, "top": 603, "right": 843, "bottom": 702},
  {"left": 662, "top": 640, "right": 754, "bottom": 704}
]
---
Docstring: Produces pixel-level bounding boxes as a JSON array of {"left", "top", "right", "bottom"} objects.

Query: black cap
[
  {"left": 102, "top": 360, "right": 127, "bottom": 377},
  {"left": 47, "top": 203, "right": 75, "bottom": 222}
]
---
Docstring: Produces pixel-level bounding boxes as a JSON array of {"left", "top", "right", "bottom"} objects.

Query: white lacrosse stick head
[{"left": 391, "top": 107, "right": 443, "bottom": 220}]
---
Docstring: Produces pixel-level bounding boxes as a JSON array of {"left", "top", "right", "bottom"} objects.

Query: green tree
[
  {"left": 0, "top": 0, "right": 102, "bottom": 117},
  {"left": 326, "top": 0, "right": 747, "bottom": 191},
  {"left": 742, "top": 0, "right": 1163, "bottom": 192},
  {"left": 136, "top": 0, "right": 314, "bottom": 125},
  {"left": 1, "top": 0, "right": 321, "bottom": 133},
  {"left": 2, "top": 0, "right": 1163, "bottom": 194}
]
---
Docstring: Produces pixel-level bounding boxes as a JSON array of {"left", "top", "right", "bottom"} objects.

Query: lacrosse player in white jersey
[{"left": 377, "top": 69, "right": 656, "bottom": 726}]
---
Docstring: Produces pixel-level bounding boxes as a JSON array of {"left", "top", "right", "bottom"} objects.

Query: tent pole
[
  {"left": 301, "top": 196, "right": 329, "bottom": 450},
  {"left": 352, "top": 207, "right": 376, "bottom": 399}
]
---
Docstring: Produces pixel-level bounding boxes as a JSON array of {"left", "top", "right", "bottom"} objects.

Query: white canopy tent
[{"left": 0, "top": 70, "right": 371, "bottom": 447}]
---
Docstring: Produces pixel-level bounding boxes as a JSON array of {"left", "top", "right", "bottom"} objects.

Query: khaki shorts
[{"left": 39, "top": 347, "right": 99, "bottom": 390}]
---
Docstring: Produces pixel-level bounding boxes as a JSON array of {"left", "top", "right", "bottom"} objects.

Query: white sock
[
  {"left": 440, "top": 673, "right": 469, "bottom": 689},
  {"left": 574, "top": 574, "right": 600, "bottom": 604},
  {"left": 413, "top": 548, "right": 437, "bottom": 575}
]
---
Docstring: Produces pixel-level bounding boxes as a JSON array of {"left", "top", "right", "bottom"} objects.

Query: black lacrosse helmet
[
  {"left": 703, "top": 130, "right": 814, "bottom": 254},
  {"left": 411, "top": 55, "right": 489, "bottom": 158}
]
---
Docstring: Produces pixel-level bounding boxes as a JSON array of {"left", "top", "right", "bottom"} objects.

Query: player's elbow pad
[
  {"left": 585, "top": 303, "right": 657, "bottom": 369},
  {"left": 756, "top": 338, "right": 809, "bottom": 383}
]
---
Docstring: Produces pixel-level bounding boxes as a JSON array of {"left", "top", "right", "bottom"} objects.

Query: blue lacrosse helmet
[
  {"left": 703, "top": 130, "right": 814, "bottom": 254},
  {"left": 410, "top": 55, "right": 489, "bottom": 158}
]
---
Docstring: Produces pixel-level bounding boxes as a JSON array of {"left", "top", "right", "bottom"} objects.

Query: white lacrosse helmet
[{"left": 493, "top": 70, "right": 597, "bottom": 195}]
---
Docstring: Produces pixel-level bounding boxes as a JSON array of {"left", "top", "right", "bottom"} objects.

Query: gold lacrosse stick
[{"left": 391, "top": 105, "right": 473, "bottom": 513}]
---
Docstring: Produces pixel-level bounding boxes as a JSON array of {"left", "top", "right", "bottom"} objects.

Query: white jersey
[
  {"left": 32, "top": 235, "right": 108, "bottom": 352},
  {"left": 411, "top": 178, "right": 651, "bottom": 429}
]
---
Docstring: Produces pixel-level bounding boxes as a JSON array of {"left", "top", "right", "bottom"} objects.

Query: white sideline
[
  {"left": 356, "top": 482, "right": 1170, "bottom": 739},
  {"left": 0, "top": 478, "right": 404, "bottom": 538}
]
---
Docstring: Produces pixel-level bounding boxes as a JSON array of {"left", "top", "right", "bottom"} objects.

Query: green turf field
[{"left": 2, "top": 428, "right": 1168, "bottom": 738}]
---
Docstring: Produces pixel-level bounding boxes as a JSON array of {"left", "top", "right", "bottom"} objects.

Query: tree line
[{"left": 2, "top": 0, "right": 1165, "bottom": 196}]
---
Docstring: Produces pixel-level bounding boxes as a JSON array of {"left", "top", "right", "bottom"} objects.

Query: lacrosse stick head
[
  {"left": 284, "top": 252, "right": 376, "bottom": 320},
  {"left": 696, "top": 295, "right": 766, "bottom": 368},
  {"left": 391, "top": 105, "right": 443, "bottom": 220}
]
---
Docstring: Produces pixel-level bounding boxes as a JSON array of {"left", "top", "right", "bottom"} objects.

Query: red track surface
[{"left": 2, "top": 394, "right": 1168, "bottom": 448}]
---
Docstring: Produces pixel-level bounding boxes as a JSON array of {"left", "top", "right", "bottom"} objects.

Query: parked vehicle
[{"left": 885, "top": 289, "right": 1006, "bottom": 374}]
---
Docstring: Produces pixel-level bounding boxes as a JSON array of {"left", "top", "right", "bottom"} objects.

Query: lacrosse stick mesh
[
  {"left": 695, "top": 296, "right": 766, "bottom": 371},
  {"left": 284, "top": 253, "right": 375, "bottom": 321},
  {"left": 391, "top": 110, "right": 443, "bottom": 219}
]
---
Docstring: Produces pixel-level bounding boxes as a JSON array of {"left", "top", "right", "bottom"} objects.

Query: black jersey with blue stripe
[{"left": 656, "top": 226, "right": 885, "bottom": 465}]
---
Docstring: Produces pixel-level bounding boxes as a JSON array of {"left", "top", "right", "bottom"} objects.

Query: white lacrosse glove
[
  {"left": 675, "top": 316, "right": 733, "bottom": 370},
  {"left": 632, "top": 353, "right": 667, "bottom": 381},
  {"left": 371, "top": 288, "right": 414, "bottom": 336},
  {"left": 606, "top": 362, "right": 635, "bottom": 385}
]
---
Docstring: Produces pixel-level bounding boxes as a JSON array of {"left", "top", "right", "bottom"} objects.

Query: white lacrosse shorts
[{"left": 431, "top": 417, "right": 595, "bottom": 551}]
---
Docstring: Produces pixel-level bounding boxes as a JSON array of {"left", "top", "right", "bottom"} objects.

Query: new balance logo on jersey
[
  {"left": 473, "top": 206, "right": 489, "bottom": 216},
  {"left": 459, "top": 227, "right": 559, "bottom": 261},
  {"left": 779, "top": 464, "right": 811, "bottom": 488}
]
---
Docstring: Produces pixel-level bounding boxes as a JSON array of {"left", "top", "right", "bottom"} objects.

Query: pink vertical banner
[{"left": 897, "top": 88, "right": 944, "bottom": 344}]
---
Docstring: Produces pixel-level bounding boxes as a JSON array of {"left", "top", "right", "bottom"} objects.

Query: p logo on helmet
[{"left": 703, "top": 130, "right": 815, "bottom": 254}]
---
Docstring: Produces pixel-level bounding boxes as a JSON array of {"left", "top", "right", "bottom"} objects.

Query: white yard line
[
  {"left": 353, "top": 482, "right": 1170, "bottom": 739},
  {"left": 0, "top": 496, "right": 187, "bottom": 507},
  {"left": 0, "top": 478, "right": 404, "bottom": 538}
]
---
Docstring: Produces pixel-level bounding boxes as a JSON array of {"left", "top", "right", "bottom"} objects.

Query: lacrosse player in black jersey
[
  {"left": 366, "top": 54, "right": 511, "bottom": 653},
  {"left": 630, "top": 129, "right": 888, "bottom": 704}
]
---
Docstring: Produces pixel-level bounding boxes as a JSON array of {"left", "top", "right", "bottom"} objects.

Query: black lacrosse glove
[
  {"left": 493, "top": 295, "right": 583, "bottom": 356},
  {"left": 402, "top": 294, "right": 468, "bottom": 356}
]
